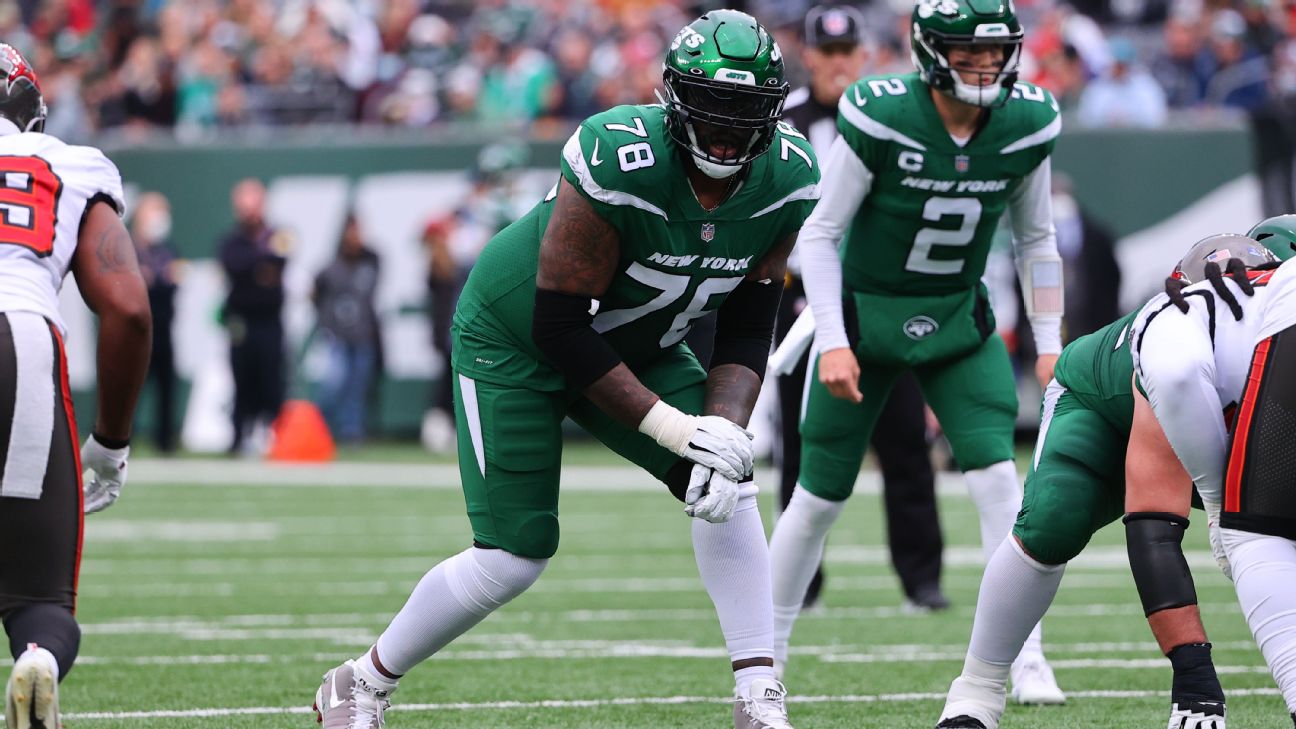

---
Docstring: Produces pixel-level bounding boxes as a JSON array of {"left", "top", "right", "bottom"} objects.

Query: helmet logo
[
  {"left": 715, "top": 68, "right": 756, "bottom": 86},
  {"left": 672, "top": 27, "right": 706, "bottom": 52},
  {"left": 916, "top": 0, "right": 961, "bottom": 19},
  {"left": 903, "top": 316, "right": 940, "bottom": 340},
  {"left": 701, "top": 223, "right": 716, "bottom": 243}
]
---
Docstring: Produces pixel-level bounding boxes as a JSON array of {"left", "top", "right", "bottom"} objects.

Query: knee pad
[
  {"left": 786, "top": 485, "right": 846, "bottom": 531},
  {"left": 965, "top": 462, "right": 1022, "bottom": 512},
  {"left": 1125, "top": 513, "right": 1198, "bottom": 616}
]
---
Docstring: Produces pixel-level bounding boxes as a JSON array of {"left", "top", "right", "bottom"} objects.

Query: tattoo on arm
[
  {"left": 583, "top": 363, "right": 662, "bottom": 428},
  {"left": 704, "top": 364, "right": 762, "bottom": 427},
  {"left": 537, "top": 179, "right": 620, "bottom": 296},
  {"left": 746, "top": 230, "right": 796, "bottom": 283},
  {"left": 95, "top": 224, "right": 138, "bottom": 274}
]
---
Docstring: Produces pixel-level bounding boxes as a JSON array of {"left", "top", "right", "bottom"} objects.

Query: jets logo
[
  {"left": 700, "top": 223, "right": 716, "bottom": 242},
  {"left": 903, "top": 316, "right": 939, "bottom": 340},
  {"left": 916, "top": 0, "right": 960, "bottom": 18}
]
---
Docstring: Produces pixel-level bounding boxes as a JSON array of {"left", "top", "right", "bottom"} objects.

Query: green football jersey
[
  {"left": 836, "top": 72, "right": 1060, "bottom": 296},
  {"left": 453, "top": 104, "right": 821, "bottom": 390},
  {"left": 1052, "top": 309, "right": 1139, "bottom": 432}
]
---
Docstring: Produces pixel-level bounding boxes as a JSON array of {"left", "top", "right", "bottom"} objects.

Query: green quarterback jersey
[
  {"left": 836, "top": 72, "right": 1060, "bottom": 296},
  {"left": 1052, "top": 309, "right": 1139, "bottom": 432},
  {"left": 452, "top": 104, "right": 821, "bottom": 391}
]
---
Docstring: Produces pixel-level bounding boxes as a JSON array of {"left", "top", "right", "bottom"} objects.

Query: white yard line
[{"left": 63, "top": 687, "right": 1284, "bottom": 720}]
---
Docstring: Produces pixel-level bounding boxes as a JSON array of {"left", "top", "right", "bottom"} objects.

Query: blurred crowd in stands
[{"left": 8, "top": 0, "right": 1296, "bottom": 143}]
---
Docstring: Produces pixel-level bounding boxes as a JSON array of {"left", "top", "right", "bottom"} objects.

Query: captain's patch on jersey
[{"left": 903, "top": 315, "right": 939, "bottom": 340}]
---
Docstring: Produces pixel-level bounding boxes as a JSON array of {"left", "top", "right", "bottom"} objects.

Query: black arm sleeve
[
  {"left": 532, "top": 287, "right": 624, "bottom": 390},
  {"left": 710, "top": 278, "right": 783, "bottom": 379}
]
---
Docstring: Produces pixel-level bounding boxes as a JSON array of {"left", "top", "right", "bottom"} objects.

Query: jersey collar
[{"left": 0, "top": 118, "right": 19, "bottom": 136}]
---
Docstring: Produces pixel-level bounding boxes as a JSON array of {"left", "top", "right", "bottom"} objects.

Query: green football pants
[
  {"left": 798, "top": 333, "right": 1017, "bottom": 501},
  {"left": 453, "top": 345, "right": 706, "bottom": 559}
]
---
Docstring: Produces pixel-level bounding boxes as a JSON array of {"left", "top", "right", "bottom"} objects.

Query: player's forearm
[
  {"left": 800, "top": 136, "right": 870, "bottom": 352},
  {"left": 1009, "top": 161, "right": 1064, "bottom": 354},
  {"left": 94, "top": 308, "right": 152, "bottom": 441},
  {"left": 702, "top": 364, "right": 762, "bottom": 428},
  {"left": 582, "top": 363, "right": 662, "bottom": 429}
]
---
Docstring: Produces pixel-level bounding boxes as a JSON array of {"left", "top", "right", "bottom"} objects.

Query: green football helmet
[
  {"left": 1247, "top": 215, "right": 1296, "bottom": 261},
  {"left": 1171, "top": 233, "right": 1279, "bottom": 283},
  {"left": 662, "top": 10, "right": 788, "bottom": 179},
  {"left": 911, "top": 0, "right": 1024, "bottom": 108}
]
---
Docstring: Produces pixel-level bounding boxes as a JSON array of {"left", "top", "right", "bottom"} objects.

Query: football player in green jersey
[
  {"left": 935, "top": 226, "right": 1294, "bottom": 729},
  {"left": 768, "top": 0, "right": 1066, "bottom": 703},
  {"left": 311, "top": 11, "right": 820, "bottom": 729}
]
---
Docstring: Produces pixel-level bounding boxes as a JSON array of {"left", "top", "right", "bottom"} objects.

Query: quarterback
[
  {"left": 313, "top": 11, "right": 819, "bottom": 729},
  {"left": 935, "top": 227, "right": 1294, "bottom": 729},
  {"left": 768, "top": 0, "right": 1065, "bottom": 702},
  {"left": 0, "top": 44, "right": 152, "bottom": 729}
]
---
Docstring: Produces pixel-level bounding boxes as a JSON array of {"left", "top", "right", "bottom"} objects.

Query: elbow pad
[
  {"left": 531, "top": 287, "right": 623, "bottom": 389},
  {"left": 711, "top": 278, "right": 783, "bottom": 379},
  {"left": 1124, "top": 512, "right": 1198, "bottom": 616}
]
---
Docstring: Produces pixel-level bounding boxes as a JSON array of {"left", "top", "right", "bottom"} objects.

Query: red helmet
[{"left": 0, "top": 44, "right": 45, "bottom": 133}]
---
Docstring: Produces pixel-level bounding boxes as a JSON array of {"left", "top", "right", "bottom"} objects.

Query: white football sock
[
  {"left": 692, "top": 483, "right": 774, "bottom": 693},
  {"left": 373, "top": 547, "right": 547, "bottom": 676},
  {"left": 963, "top": 461, "right": 1023, "bottom": 562},
  {"left": 1221, "top": 528, "right": 1296, "bottom": 713},
  {"left": 734, "top": 664, "right": 777, "bottom": 698},
  {"left": 769, "top": 485, "right": 846, "bottom": 667},
  {"left": 968, "top": 537, "right": 1064, "bottom": 666}
]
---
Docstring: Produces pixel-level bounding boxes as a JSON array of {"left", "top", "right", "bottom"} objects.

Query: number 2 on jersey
[
  {"left": 0, "top": 156, "right": 60, "bottom": 257},
  {"left": 905, "top": 197, "right": 982, "bottom": 275}
]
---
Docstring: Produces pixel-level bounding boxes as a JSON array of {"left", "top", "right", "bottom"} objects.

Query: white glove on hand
[
  {"left": 1203, "top": 501, "right": 1232, "bottom": 582},
  {"left": 638, "top": 401, "right": 754, "bottom": 481},
  {"left": 683, "top": 464, "right": 741, "bottom": 524},
  {"left": 81, "top": 435, "right": 129, "bottom": 514}
]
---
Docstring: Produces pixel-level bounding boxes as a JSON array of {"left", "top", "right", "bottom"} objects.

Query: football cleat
[
  {"left": 313, "top": 660, "right": 393, "bottom": 729},
  {"left": 734, "top": 678, "right": 794, "bottom": 729},
  {"left": 1168, "top": 700, "right": 1226, "bottom": 728},
  {"left": 936, "top": 717, "right": 989, "bottom": 729},
  {"left": 5, "top": 645, "right": 59, "bottom": 729},
  {"left": 1010, "top": 654, "right": 1065, "bottom": 705}
]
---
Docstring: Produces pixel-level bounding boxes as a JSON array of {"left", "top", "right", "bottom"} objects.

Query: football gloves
[
  {"left": 684, "top": 464, "right": 741, "bottom": 523},
  {"left": 81, "top": 435, "right": 129, "bottom": 514},
  {"left": 638, "top": 400, "right": 754, "bottom": 481}
]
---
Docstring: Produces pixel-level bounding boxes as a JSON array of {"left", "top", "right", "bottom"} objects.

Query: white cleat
[
  {"left": 5, "top": 646, "right": 58, "bottom": 729},
  {"left": 734, "top": 677, "right": 794, "bottom": 729},
  {"left": 937, "top": 673, "right": 1006, "bottom": 729},
  {"left": 313, "top": 660, "right": 394, "bottom": 729},
  {"left": 1167, "top": 700, "right": 1226, "bottom": 728},
  {"left": 1010, "top": 654, "right": 1066, "bottom": 705}
]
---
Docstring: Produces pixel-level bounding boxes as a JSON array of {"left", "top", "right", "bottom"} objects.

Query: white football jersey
[
  {"left": 0, "top": 126, "right": 124, "bottom": 335},
  {"left": 1131, "top": 259, "right": 1296, "bottom": 504}
]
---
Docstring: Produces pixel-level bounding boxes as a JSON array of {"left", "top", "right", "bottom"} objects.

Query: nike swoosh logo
[{"left": 590, "top": 138, "right": 603, "bottom": 167}]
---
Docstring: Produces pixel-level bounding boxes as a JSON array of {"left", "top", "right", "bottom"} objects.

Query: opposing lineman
[{"left": 313, "top": 11, "right": 820, "bottom": 729}]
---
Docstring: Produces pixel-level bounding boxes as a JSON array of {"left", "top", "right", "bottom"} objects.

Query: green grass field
[{"left": 60, "top": 447, "right": 1286, "bottom": 728}]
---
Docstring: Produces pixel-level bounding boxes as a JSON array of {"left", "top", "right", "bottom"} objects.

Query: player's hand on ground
[
  {"left": 81, "top": 435, "right": 130, "bottom": 514},
  {"left": 1035, "top": 354, "right": 1058, "bottom": 390},
  {"left": 683, "top": 415, "right": 755, "bottom": 481},
  {"left": 683, "top": 464, "right": 740, "bottom": 523},
  {"left": 818, "top": 347, "right": 862, "bottom": 403}
]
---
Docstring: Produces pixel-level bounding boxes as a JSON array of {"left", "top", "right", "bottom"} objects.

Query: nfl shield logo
[
  {"left": 954, "top": 155, "right": 970, "bottom": 173},
  {"left": 700, "top": 223, "right": 716, "bottom": 243}
]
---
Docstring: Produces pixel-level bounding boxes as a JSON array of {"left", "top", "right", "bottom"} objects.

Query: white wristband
[{"left": 637, "top": 400, "right": 696, "bottom": 455}]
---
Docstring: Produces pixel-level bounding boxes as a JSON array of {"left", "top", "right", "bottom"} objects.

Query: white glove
[
  {"left": 1203, "top": 500, "right": 1232, "bottom": 582},
  {"left": 638, "top": 400, "right": 754, "bottom": 481},
  {"left": 81, "top": 435, "right": 129, "bottom": 514},
  {"left": 684, "top": 464, "right": 741, "bottom": 524}
]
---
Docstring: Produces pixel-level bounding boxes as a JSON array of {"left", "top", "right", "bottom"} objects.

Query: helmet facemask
[
  {"left": 662, "top": 67, "right": 787, "bottom": 179},
  {"left": 912, "top": 25, "right": 1022, "bottom": 108}
]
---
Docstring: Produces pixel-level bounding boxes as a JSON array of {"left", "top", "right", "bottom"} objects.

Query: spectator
[
  {"left": 1150, "top": 13, "right": 1216, "bottom": 107},
  {"left": 420, "top": 216, "right": 457, "bottom": 454},
  {"left": 1204, "top": 9, "right": 1271, "bottom": 111},
  {"left": 132, "top": 192, "right": 181, "bottom": 454},
  {"left": 1077, "top": 37, "right": 1168, "bottom": 127},
  {"left": 313, "top": 215, "right": 381, "bottom": 444},
  {"left": 1051, "top": 175, "right": 1121, "bottom": 340},
  {"left": 219, "top": 178, "right": 288, "bottom": 455}
]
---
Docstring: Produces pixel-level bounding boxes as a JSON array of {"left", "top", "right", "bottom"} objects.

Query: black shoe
[
  {"left": 802, "top": 567, "right": 825, "bottom": 609},
  {"left": 936, "top": 715, "right": 986, "bottom": 728},
  {"left": 907, "top": 585, "right": 951, "bottom": 612}
]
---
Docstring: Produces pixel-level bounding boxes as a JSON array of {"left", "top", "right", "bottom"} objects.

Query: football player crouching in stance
[
  {"left": 313, "top": 10, "right": 820, "bottom": 729},
  {"left": 935, "top": 227, "right": 1292, "bottom": 729}
]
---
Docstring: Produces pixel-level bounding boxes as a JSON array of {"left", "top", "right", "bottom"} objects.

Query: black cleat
[{"left": 936, "top": 716, "right": 987, "bottom": 729}]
